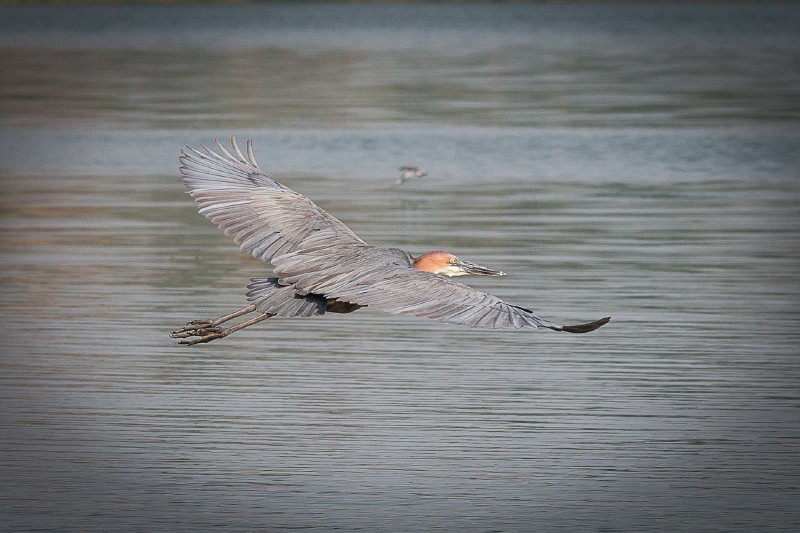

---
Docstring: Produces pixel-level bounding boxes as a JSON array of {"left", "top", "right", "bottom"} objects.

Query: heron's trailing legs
[{"left": 170, "top": 304, "right": 273, "bottom": 345}]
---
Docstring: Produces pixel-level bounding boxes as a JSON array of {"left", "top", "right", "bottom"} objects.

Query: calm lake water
[{"left": 1, "top": 2, "right": 799, "bottom": 531}]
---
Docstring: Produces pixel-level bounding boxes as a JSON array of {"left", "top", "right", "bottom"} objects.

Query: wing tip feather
[{"left": 560, "top": 316, "right": 611, "bottom": 334}]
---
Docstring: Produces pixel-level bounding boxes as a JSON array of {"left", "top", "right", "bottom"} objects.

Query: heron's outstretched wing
[
  {"left": 339, "top": 271, "right": 608, "bottom": 331},
  {"left": 273, "top": 248, "right": 609, "bottom": 332},
  {"left": 179, "top": 137, "right": 366, "bottom": 266}
]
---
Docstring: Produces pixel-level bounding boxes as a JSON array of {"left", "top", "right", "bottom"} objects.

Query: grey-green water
[{"left": 1, "top": 3, "right": 799, "bottom": 531}]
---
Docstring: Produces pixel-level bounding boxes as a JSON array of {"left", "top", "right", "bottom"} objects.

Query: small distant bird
[
  {"left": 396, "top": 165, "right": 428, "bottom": 185},
  {"left": 170, "top": 137, "right": 610, "bottom": 345}
]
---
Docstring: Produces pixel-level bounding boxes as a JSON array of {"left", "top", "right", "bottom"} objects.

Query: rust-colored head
[{"left": 412, "top": 250, "right": 506, "bottom": 277}]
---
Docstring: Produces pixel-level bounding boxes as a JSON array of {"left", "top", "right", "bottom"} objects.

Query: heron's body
[{"left": 171, "top": 138, "right": 609, "bottom": 345}]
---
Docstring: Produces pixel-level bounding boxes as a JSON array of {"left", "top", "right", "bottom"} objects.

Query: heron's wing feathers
[
  {"left": 332, "top": 269, "right": 606, "bottom": 331},
  {"left": 350, "top": 271, "right": 610, "bottom": 332},
  {"left": 246, "top": 277, "right": 328, "bottom": 318},
  {"left": 274, "top": 251, "right": 608, "bottom": 331},
  {"left": 180, "top": 137, "right": 366, "bottom": 266},
  {"left": 346, "top": 270, "right": 540, "bottom": 329}
]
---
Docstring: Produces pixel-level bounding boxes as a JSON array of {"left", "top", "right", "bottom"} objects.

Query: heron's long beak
[{"left": 457, "top": 259, "right": 506, "bottom": 276}]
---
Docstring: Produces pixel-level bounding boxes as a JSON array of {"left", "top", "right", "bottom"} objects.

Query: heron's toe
[
  {"left": 170, "top": 320, "right": 215, "bottom": 336},
  {"left": 177, "top": 327, "right": 227, "bottom": 345}
]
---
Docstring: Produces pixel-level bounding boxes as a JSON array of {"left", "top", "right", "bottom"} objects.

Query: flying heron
[
  {"left": 171, "top": 137, "right": 610, "bottom": 345},
  {"left": 396, "top": 165, "right": 427, "bottom": 185}
]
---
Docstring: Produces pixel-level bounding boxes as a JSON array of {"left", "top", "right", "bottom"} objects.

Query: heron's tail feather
[
  {"left": 561, "top": 316, "right": 611, "bottom": 333},
  {"left": 246, "top": 278, "right": 327, "bottom": 317}
]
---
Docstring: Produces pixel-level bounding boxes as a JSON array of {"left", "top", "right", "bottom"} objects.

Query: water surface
[{"left": 1, "top": 3, "right": 799, "bottom": 531}]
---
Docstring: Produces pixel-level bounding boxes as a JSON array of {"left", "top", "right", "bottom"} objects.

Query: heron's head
[{"left": 412, "top": 250, "right": 506, "bottom": 277}]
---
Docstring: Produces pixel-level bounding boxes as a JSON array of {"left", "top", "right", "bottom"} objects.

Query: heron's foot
[
  {"left": 171, "top": 325, "right": 230, "bottom": 345},
  {"left": 170, "top": 306, "right": 270, "bottom": 346},
  {"left": 170, "top": 319, "right": 215, "bottom": 336}
]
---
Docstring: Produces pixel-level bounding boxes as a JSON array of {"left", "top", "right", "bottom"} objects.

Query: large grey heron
[{"left": 171, "top": 137, "right": 610, "bottom": 345}]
